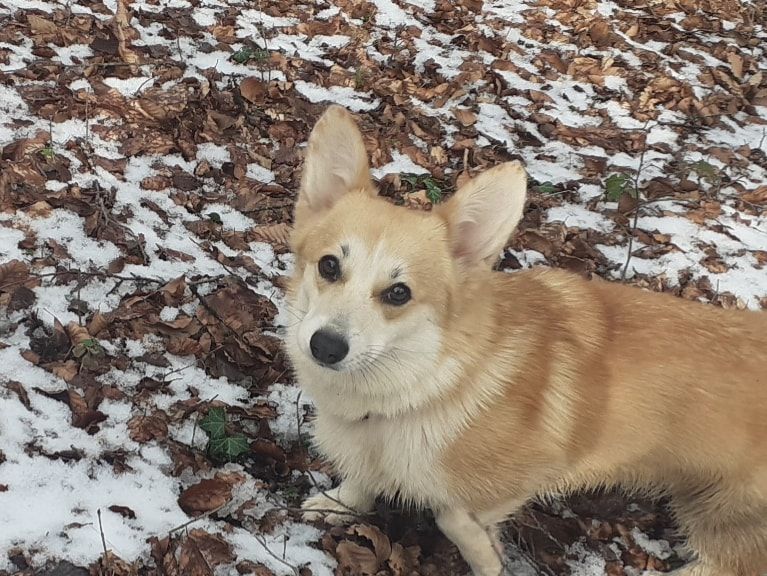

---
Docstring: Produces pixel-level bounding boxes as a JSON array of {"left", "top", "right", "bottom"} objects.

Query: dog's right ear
[
  {"left": 295, "top": 106, "right": 372, "bottom": 225},
  {"left": 436, "top": 161, "right": 527, "bottom": 268}
]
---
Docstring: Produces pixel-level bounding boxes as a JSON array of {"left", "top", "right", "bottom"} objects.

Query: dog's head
[{"left": 285, "top": 105, "right": 527, "bottom": 415}]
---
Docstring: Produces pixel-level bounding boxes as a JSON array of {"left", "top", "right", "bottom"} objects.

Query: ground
[{"left": 0, "top": 0, "right": 766, "bottom": 574}]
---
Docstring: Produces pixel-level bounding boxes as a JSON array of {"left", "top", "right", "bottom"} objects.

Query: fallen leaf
[
  {"left": 335, "top": 541, "right": 379, "bottom": 575},
  {"left": 108, "top": 505, "right": 137, "bottom": 519},
  {"left": 240, "top": 77, "right": 267, "bottom": 104},
  {"left": 349, "top": 524, "right": 391, "bottom": 565},
  {"left": 0, "top": 260, "right": 29, "bottom": 292},
  {"left": 452, "top": 108, "right": 477, "bottom": 126},
  {"left": 178, "top": 478, "right": 233, "bottom": 516},
  {"left": 128, "top": 413, "right": 169, "bottom": 442}
]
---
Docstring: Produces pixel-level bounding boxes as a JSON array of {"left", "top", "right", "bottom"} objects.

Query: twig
[
  {"left": 95, "top": 183, "right": 149, "bottom": 265},
  {"left": 0, "top": 269, "right": 225, "bottom": 293},
  {"left": 252, "top": 532, "right": 300, "bottom": 576},
  {"left": 621, "top": 127, "right": 650, "bottom": 281},
  {"left": 168, "top": 502, "right": 227, "bottom": 534},
  {"left": 97, "top": 509, "right": 110, "bottom": 569},
  {"left": 1, "top": 58, "right": 160, "bottom": 74}
]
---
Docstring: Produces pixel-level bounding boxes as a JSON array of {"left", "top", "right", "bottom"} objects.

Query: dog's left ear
[
  {"left": 437, "top": 161, "right": 527, "bottom": 268},
  {"left": 296, "top": 106, "right": 373, "bottom": 224}
]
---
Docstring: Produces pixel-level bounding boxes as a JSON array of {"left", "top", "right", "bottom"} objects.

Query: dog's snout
[{"left": 310, "top": 329, "right": 349, "bottom": 365}]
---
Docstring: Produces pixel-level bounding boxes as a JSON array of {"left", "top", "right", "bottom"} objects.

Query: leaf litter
[{"left": 0, "top": 0, "right": 766, "bottom": 574}]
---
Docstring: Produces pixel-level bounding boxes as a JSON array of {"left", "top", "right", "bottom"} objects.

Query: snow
[
  {"left": 227, "top": 522, "right": 336, "bottom": 576},
  {"left": 294, "top": 80, "right": 381, "bottom": 112},
  {"left": 546, "top": 204, "right": 615, "bottom": 232},
  {"left": 631, "top": 527, "right": 673, "bottom": 560},
  {"left": 565, "top": 543, "right": 607, "bottom": 576},
  {"left": 372, "top": 151, "right": 430, "bottom": 179},
  {"left": 267, "top": 383, "right": 314, "bottom": 443},
  {"left": 0, "top": 225, "right": 25, "bottom": 260},
  {"left": 196, "top": 142, "right": 231, "bottom": 167},
  {"left": 104, "top": 76, "right": 155, "bottom": 96},
  {"left": 203, "top": 203, "right": 256, "bottom": 231},
  {"left": 247, "top": 162, "right": 276, "bottom": 183}
]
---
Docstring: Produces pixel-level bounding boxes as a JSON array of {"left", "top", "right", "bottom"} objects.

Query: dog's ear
[
  {"left": 295, "top": 106, "right": 372, "bottom": 223},
  {"left": 437, "top": 161, "right": 527, "bottom": 268}
]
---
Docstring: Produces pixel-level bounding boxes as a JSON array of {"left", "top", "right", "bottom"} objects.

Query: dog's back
[{"left": 443, "top": 267, "right": 767, "bottom": 574}]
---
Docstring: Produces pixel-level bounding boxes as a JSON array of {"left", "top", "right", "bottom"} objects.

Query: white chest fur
[{"left": 311, "top": 407, "right": 453, "bottom": 509}]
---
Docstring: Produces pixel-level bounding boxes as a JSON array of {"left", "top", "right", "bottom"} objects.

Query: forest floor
[{"left": 0, "top": 0, "right": 766, "bottom": 574}]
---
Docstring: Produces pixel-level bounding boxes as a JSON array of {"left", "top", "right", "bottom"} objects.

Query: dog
[{"left": 284, "top": 105, "right": 767, "bottom": 576}]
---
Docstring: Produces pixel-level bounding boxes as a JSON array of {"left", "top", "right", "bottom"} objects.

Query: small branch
[
  {"left": 252, "top": 532, "right": 300, "bottom": 576},
  {"left": 0, "top": 269, "right": 225, "bottom": 294},
  {"left": 168, "top": 502, "right": 227, "bottom": 534},
  {"left": 97, "top": 509, "right": 110, "bottom": 570},
  {"left": 620, "top": 128, "right": 650, "bottom": 281}
]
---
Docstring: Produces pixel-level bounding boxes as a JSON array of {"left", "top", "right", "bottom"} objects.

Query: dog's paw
[{"left": 301, "top": 489, "right": 358, "bottom": 525}]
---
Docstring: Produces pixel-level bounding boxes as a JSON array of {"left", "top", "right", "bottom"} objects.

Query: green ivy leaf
[
  {"left": 424, "top": 178, "right": 443, "bottom": 203},
  {"left": 690, "top": 160, "right": 719, "bottom": 182},
  {"left": 200, "top": 407, "right": 227, "bottom": 438},
  {"left": 401, "top": 174, "right": 420, "bottom": 187},
  {"left": 39, "top": 146, "right": 55, "bottom": 160},
  {"left": 209, "top": 435, "right": 249, "bottom": 461},
  {"left": 231, "top": 48, "right": 254, "bottom": 64},
  {"left": 604, "top": 173, "right": 632, "bottom": 202},
  {"left": 534, "top": 181, "right": 557, "bottom": 195}
]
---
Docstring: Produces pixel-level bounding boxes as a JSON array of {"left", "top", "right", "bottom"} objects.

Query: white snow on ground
[{"left": 294, "top": 80, "right": 381, "bottom": 112}]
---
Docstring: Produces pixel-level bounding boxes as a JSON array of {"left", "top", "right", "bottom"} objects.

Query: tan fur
[{"left": 286, "top": 105, "right": 767, "bottom": 576}]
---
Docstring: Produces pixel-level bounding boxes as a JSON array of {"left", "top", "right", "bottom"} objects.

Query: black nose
[{"left": 310, "top": 330, "right": 349, "bottom": 365}]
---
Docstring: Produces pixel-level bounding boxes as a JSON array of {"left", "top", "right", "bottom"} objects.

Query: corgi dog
[{"left": 284, "top": 105, "right": 767, "bottom": 576}]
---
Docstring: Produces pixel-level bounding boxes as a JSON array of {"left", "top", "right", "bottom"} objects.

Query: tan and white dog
[{"left": 284, "top": 105, "right": 767, "bottom": 576}]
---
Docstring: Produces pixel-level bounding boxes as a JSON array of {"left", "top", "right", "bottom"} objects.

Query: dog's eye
[
  {"left": 318, "top": 255, "right": 341, "bottom": 282},
  {"left": 382, "top": 283, "right": 411, "bottom": 306}
]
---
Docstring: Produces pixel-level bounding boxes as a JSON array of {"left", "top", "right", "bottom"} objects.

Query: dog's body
[{"left": 285, "top": 106, "right": 767, "bottom": 576}]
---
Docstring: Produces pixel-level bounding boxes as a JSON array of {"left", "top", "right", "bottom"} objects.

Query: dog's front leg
[
  {"left": 436, "top": 508, "right": 504, "bottom": 576},
  {"left": 302, "top": 479, "right": 375, "bottom": 525}
]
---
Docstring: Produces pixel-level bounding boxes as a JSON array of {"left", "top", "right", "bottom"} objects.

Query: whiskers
[{"left": 342, "top": 345, "right": 421, "bottom": 397}]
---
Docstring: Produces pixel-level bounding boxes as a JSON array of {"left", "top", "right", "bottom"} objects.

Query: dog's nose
[{"left": 309, "top": 329, "right": 349, "bottom": 365}]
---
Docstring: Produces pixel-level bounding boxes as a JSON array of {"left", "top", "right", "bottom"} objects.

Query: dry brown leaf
[
  {"left": 187, "top": 529, "right": 234, "bottom": 566},
  {"left": 87, "top": 311, "right": 113, "bottom": 336},
  {"left": 113, "top": 0, "right": 140, "bottom": 66},
  {"left": 240, "top": 77, "right": 267, "bottom": 104},
  {"left": 0, "top": 260, "right": 30, "bottom": 292},
  {"left": 166, "top": 337, "right": 201, "bottom": 356},
  {"left": 248, "top": 223, "right": 291, "bottom": 249},
  {"left": 28, "top": 14, "right": 58, "bottom": 35},
  {"left": 128, "top": 413, "right": 169, "bottom": 443},
  {"left": 178, "top": 478, "right": 234, "bottom": 516},
  {"left": 588, "top": 20, "right": 612, "bottom": 47},
  {"left": 387, "top": 542, "right": 420, "bottom": 576},
  {"left": 727, "top": 52, "right": 744, "bottom": 80},
  {"left": 335, "top": 541, "right": 380, "bottom": 575},
  {"left": 349, "top": 524, "right": 392, "bottom": 565},
  {"left": 51, "top": 360, "right": 79, "bottom": 383},
  {"left": 7, "top": 381, "right": 32, "bottom": 411},
  {"left": 452, "top": 108, "right": 477, "bottom": 126},
  {"left": 742, "top": 185, "right": 767, "bottom": 204},
  {"left": 161, "top": 276, "right": 187, "bottom": 305},
  {"left": 178, "top": 539, "right": 212, "bottom": 576},
  {"left": 141, "top": 175, "right": 173, "bottom": 191},
  {"left": 65, "top": 322, "right": 91, "bottom": 347}
]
